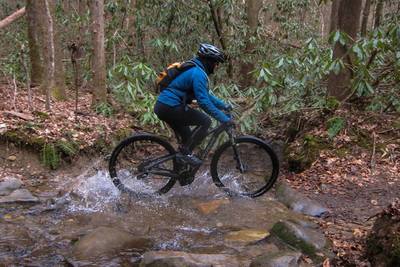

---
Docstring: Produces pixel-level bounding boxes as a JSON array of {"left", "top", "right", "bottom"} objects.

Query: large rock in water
[
  {"left": 0, "top": 177, "right": 22, "bottom": 196},
  {"left": 224, "top": 229, "right": 270, "bottom": 245},
  {"left": 250, "top": 251, "right": 302, "bottom": 267},
  {"left": 0, "top": 189, "right": 39, "bottom": 203},
  {"left": 271, "top": 219, "right": 331, "bottom": 263},
  {"left": 275, "top": 181, "right": 328, "bottom": 217},
  {"left": 72, "top": 227, "right": 153, "bottom": 260},
  {"left": 139, "top": 251, "right": 240, "bottom": 267}
]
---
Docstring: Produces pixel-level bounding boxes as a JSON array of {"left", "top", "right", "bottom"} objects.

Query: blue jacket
[{"left": 157, "top": 58, "right": 230, "bottom": 123}]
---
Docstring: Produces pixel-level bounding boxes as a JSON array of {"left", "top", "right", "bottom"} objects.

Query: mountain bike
[{"left": 108, "top": 119, "right": 279, "bottom": 198}]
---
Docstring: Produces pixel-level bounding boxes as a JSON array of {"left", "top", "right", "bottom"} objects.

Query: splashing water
[{"left": 68, "top": 170, "right": 121, "bottom": 212}]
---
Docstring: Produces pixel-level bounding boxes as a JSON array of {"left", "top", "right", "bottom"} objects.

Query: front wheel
[
  {"left": 210, "top": 136, "right": 279, "bottom": 198},
  {"left": 109, "top": 134, "right": 178, "bottom": 195}
]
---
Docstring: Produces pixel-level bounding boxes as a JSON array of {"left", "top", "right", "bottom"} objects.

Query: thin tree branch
[
  {"left": 207, "top": 0, "right": 226, "bottom": 50},
  {"left": 0, "top": 7, "right": 26, "bottom": 30}
]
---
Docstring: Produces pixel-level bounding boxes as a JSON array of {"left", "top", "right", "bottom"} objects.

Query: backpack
[{"left": 155, "top": 60, "right": 196, "bottom": 93}]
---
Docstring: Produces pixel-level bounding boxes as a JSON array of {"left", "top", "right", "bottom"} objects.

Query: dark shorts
[{"left": 154, "top": 101, "right": 211, "bottom": 151}]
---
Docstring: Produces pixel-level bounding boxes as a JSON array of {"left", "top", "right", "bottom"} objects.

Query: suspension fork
[{"left": 228, "top": 128, "right": 245, "bottom": 173}]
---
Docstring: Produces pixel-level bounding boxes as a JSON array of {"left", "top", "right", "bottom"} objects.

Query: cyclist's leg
[
  {"left": 155, "top": 102, "right": 211, "bottom": 151},
  {"left": 154, "top": 102, "right": 192, "bottom": 144},
  {"left": 183, "top": 108, "right": 211, "bottom": 151}
]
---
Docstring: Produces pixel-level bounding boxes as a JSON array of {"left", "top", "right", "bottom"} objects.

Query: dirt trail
[{"left": 283, "top": 137, "right": 399, "bottom": 265}]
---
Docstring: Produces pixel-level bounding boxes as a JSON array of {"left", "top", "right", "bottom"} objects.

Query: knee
[{"left": 202, "top": 117, "right": 212, "bottom": 128}]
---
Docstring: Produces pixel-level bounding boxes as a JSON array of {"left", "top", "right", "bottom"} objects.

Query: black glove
[
  {"left": 223, "top": 119, "right": 235, "bottom": 128},
  {"left": 224, "top": 104, "right": 233, "bottom": 112}
]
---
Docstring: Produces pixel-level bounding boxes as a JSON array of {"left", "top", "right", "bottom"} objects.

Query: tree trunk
[
  {"left": 0, "top": 7, "right": 25, "bottom": 30},
  {"left": 129, "top": 0, "right": 136, "bottom": 49},
  {"left": 35, "top": 0, "right": 66, "bottom": 102},
  {"left": 374, "top": 0, "right": 384, "bottom": 29},
  {"left": 42, "top": 0, "right": 56, "bottom": 110},
  {"left": 26, "top": 0, "right": 43, "bottom": 85},
  {"left": 90, "top": 0, "right": 107, "bottom": 105},
  {"left": 77, "top": 0, "right": 87, "bottom": 87},
  {"left": 240, "top": 0, "right": 262, "bottom": 88},
  {"left": 208, "top": 0, "right": 233, "bottom": 77},
  {"left": 78, "top": 0, "right": 87, "bottom": 44},
  {"left": 361, "top": 0, "right": 372, "bottom": 37},
  {"left": 327, "top": 0, "right": 363, "bottom": 101},
  {"left": 50, "top": 0, "right": 66, "bottom": 100},
  {"left": 329, "top": 0, "right": 341, "bottom": 33}
]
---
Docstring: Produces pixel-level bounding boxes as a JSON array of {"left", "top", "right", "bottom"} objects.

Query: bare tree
[
  {"left": 327, "top": 0, "right": 363, "bottom": 101},
  {"left": 374, "top": 0, "right": 384, "bottom": 29},
  {"left": 41, "top": 0, "right": 56, "bottom": 110},
  {"left": 240, "top": 0, "right": 263, "bottom": 88},
  {"left": 329, "top": 0, "right": 341, "bottom": 33},
  {"left": 26, "top": 0, "right": 43, "bottom": 85},
  {"left": 129, "top": 0, "right": 137, "bottom": 49},
  {"left": 90, "top": 0, "right": 107, "bottom": 105},
  {"left": 361, "top": 0, "right": 372, "bottom": 37}
]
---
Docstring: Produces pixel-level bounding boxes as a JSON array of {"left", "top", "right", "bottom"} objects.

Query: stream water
[{"left": 0, "top": 159, "right": 292, "bottom": 266}]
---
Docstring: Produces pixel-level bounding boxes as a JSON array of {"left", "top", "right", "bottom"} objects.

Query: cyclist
[{"left": 154, "top": 43, "right": 232, "bottom": 166}]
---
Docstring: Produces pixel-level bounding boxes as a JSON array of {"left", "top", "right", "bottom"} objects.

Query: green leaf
[{"left": 327, "top": 117, "right": 345, "bottom": 139}]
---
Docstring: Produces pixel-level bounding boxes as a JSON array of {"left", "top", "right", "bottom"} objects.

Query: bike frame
[{"left": 139, "top": 122, "right": 236, "bottom": 179}]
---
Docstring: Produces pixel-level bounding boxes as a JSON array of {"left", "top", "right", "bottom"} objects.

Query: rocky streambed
[{"left": 0, "top": 156, "right": 332, "bottom": 266}]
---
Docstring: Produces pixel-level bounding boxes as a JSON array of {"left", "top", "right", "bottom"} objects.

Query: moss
[
  {"left": 41, "top": 143, "right": 60, "bottom": 169},
  {"left": 52, "top": 86, "right": 66, "bottom": 101},
  {"left": 113, "top": 128, "right": 132, "bottom": 142},
  {"left": 334, "top": 146, "right": 350, "bottom": 157},
  {"left": 32, "top": 111, "right": 50, "bottom": 120},
  {"left": 56, "top": 140, "right": 79, "bottom": 157},
  {"left": 271, "top": 221, "right": 318, "bottom": 259},
  {"left": 350, "top": 128, "right": 373, "bottom": 149},
  {"left": 393, "top": 119, "right": 400, "bottom": 130},
  {"left": 3, "top": 130, "right": 46, "bottom": 150},
  {"left": 92, "top": 137, "right": 111, "bottom": 153},
  {"left": 325, "top": 96, "right": 340, "bottom": 110},
  {"left": 287, "top": 134, "right": 328, "bottom": 173}
]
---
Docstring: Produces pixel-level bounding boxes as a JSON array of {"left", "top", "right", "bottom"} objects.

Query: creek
[{"left": 0, "top": 158, "right": 328, "bottom": 266}]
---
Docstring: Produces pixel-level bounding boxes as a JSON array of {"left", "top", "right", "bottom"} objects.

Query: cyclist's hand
[
  {"left": 224, "top": 104, "right": 233, "bottom": 112},
  {"left": 224, "top": 119, "right": 235, "bottom": 128}
]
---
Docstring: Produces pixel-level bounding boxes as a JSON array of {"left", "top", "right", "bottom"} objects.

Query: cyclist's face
[{"left": 213, "top": 62, "right": 219, "bottom": 71}]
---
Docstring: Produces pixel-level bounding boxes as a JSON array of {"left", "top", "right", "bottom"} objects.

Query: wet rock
[
  {"left": 196, "top": 199, "right": 230, "bottom": 215},
  {"left": 0, "top": 189, "right": 39, "bottom": 203},
  {"left": 241, "top": 243, "right": 280, "bottom": 259},
  {"left": 0, "top": 123, "right": 7, "bottom": 134},
  {"left": 225, "top": 229, "right": 269, "bottom": 245},
  {"left": 0, "top": 177, "right": 22, "bottom": 196},
  {"left": 72, "top": 226, "right": 153, "bottom": 260},
  {"left": 7, "top": 155, "right": 17, "bottom": 161},
  {"left": 250, "top": 251, "right": 302, "bottom": 267},
  {"left": 271, "top": 219, "right": 330, "bottom": 262},
  {"left": 1, "top": 224, "right": 34, "bottom": 247},
  {"left": 139, "top": 251, "right": 240, "bottom": 267},
  {"left": 275, "top": 181, "right": 328, "bottom": 217}
]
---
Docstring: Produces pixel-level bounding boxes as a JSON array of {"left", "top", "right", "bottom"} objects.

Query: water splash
[{"left": 68, "top": 170, "right": 120, "bottom": 212}]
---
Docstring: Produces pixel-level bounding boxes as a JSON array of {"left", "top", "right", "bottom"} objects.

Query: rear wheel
[
  {"left": 210, "top": 136, "right": 279, "bottom": 198},
  {"left": 109, "top": 134, "right": 177, "bottom": 195}
]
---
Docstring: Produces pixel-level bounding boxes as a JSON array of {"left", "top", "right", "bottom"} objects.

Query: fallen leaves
[
  {"left": 281, "top": 109, "right": 399, "bottom": 266},
  {"left": 0, "top": 86, "right": 135, "bottom": 150}
]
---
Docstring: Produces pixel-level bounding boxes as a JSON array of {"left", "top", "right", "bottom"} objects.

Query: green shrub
[{"left": 41, "top": 143, "right": 60, "bottom": 169}]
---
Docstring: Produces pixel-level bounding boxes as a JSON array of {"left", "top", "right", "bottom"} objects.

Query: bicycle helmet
[{"left": 197, "top": 43, "right": 226, "bottom": 63}]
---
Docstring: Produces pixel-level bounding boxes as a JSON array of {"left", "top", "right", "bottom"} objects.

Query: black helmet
[{"left": 197, "top": 43, "right": 226, "bottom": 63}]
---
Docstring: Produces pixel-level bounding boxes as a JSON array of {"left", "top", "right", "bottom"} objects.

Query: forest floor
[
  {"left": 277, "top": 109, "right": 400, "bottom": 266},
  {"left": 1, "top": 85, "right": 399, "bottom": 266},
  {"left": 0, "top": 85, "right": 136, "bottom": 150}
]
